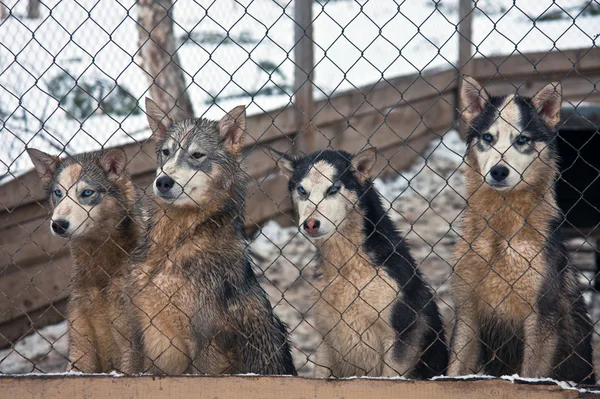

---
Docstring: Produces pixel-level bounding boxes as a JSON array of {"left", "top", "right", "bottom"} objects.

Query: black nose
[
  {"left": 156, "top": 176, "right": 175, "bottom": 193},
  {"left": 51, "top": 219, "right": 69, "bottom": 235},
  {"left": 490, "top": 165, "right": 510, "bottom": 182}
]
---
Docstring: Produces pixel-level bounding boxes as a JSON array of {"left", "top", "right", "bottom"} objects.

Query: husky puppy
[
  {"left": 269, "top": 147, "right": 448, "bottom": 378},
  {"left": 27, "top": 147, "right": 144, "bottom": 373},
  {"left": 449, "top": 76, "right": 595, "bottom": 384},
  {"left": 129, "top": 98, "right": 296, "bottom": 376}
]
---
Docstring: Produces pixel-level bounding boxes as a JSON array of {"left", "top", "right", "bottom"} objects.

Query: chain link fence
[{"left": 0, "top": 0, "right": 599, "bottom": 384}]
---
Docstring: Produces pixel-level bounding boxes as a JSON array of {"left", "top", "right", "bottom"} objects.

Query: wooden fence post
[
  {"left": 293, "top": 0, "right": 315, "bottom": 155},
  {"left": 457, "top": 0, "right": 474, "bottom": 138}
]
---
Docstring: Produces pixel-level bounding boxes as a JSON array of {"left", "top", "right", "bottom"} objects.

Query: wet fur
[
  {"left": 449, "top": 78, "right": 595, "bottom": 384},
  {"left": 27, "top": 149, "right": 145, "bottom": 373},
  {"left": 129, "top": 101, "right": 296, "bottom": 375},
  {"left": 273, "top": 149, "right": 448, "bottom": 378}
]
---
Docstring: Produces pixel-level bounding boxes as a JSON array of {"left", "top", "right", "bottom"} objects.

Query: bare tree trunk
[
  {"left": 1, "top": 4, "right": 8, "bottom": 20},
  {"left": 137, "top": 0, "right": 193, "bottom": 121},
  {"left": 27, "top": 0, "right": 40, "bottom": 19}
]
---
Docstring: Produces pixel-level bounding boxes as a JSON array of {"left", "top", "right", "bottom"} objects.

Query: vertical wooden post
[
  {"left": 458, "top": 0, "right": 473, "bottom": 73},
  {"left": 294, "top": 0, "right": 315, "bottom": 155},
  {"left": 457, "top": 0, "right": 473, "bottom": 137}
]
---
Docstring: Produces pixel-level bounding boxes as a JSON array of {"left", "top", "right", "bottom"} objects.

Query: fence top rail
[{"left": 0, "top": 375, "right": 593, "bottom": 399}]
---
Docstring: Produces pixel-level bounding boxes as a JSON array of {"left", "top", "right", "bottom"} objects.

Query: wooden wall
[{"left": 0, "top": 47, "right": 599, "bottom": 347}]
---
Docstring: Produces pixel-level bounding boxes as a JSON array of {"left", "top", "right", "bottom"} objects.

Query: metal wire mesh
[{"left": 0, "top": 0, "right": 599, "bottom": 384}]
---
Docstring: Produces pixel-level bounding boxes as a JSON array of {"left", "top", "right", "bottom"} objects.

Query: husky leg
[
  {"left": 312, "top": 341, "right": 336, "bottom": 378},
  {"left": 521, "top": 312, "right": 557, "bottom": 378},
  {"left": 142, "top": 323, "right": 192, "bottom": 375},
  {"left": 68, "top": 314, "right": 101, "bottom": 373},
  {"left": 382, "top": 322, "right": 425, "bottom": 378},
  {"left": 448, "top": 309, "right": 480, "bottom": 376}
]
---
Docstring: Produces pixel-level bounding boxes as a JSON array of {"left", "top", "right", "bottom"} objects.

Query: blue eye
[
  {"left": 328, "top": 185, "right": 339, "bottom": 195},
  {"left": 482, "top": 133, "right": 494, "bottom": 143},
  {"left": 516, "top": 135, "right": 531, "bottom": 145},
  {"left": 297, "top": 185, "right": 306, "bottom": 195},
  {"left": 81, "top": 189, "right": 94, "bottom": 198},
  {"left": 54, "top": 189, "right": 62, "bottom": 197}
]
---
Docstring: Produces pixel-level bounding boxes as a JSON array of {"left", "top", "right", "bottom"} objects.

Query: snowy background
[{"left": 0, "top": 0, "right": 599, "bottom": 379}]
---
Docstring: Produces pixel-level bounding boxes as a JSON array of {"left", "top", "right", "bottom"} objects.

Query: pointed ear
[
  {"left": 532, "top": 82, "right": 562, "bottom": 127},
  {"left": 145, "top": 97, "right": 172, "bottom": 141},
  {"left": 27, "top": 148, "right": 61, "bottom": 185},
  {"left": 218, "top": 105, "right": 247, "bottom": 154},
  {"left": 460, "top": 75, "right": 489, "bottom": 125},
  {"left": 99, "top": 148, "right": 127, "bottom": 179},
  {"left": 266, "top": 147, "right": 295, "bottom": 179},
  {"left": 351, "top": 148, "right": 377, "bottom": 182}
]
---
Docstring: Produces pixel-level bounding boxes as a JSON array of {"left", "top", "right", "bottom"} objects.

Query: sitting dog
[
  {"left": 270, "top": 147, "right": 448, "bottom": 378},
  {"left": 448, "top": 76, "right": 595, "bottom": 384},
  {"left": 27, "top": 147, "right": 144, "bottom": 373},
  {"left": 129, "top": 98, "right": 297, "bottom": 375}
]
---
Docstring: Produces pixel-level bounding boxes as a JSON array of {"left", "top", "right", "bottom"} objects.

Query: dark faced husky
[
  {"left": 27, "top": 147, "right": 144, "bottom": 373},
  {"left": 449, "top": 76, "right": 595, "bottom": 384},
  {"left": 129, "top": 98, "right": 296, "bottom": 376},
  {"left": 269, "top": 147, "right": 448, "bottom": 378}
]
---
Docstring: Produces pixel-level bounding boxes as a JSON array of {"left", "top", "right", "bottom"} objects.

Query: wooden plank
[
  {"left": 243, "top": 93, "right": 455, "bottom": 180},
  {"left": 458, "top": 0, "right": 474, "bottom": 72},
  {"left": 474, "top": 75, "right": 600, "bottom": 103},
  {"left": 471, "top": 47, "right": 600, "bottom": 81},
  {"left": 0, "top": 212, "right": 71, "bottom": 271},
  {"left": 293, "top": 0, "right": 316, "bottom": 154},
  {"left": 0, "top": 253, "right": 72, "bottom": 326},
  {"left": 0, "top": 376, "right": 586, "bottom": 399},
  {"left": 0, "top": 298, "right": 68, "bottom": 349}
]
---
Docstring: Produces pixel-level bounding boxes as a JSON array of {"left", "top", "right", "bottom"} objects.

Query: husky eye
[
  {"left": 54, "top": 189, "right": 62, "bottom": 198},
  {"left": 81, "top": 189, "right": 94, "bottom": 198},
  {"left": 516, "top": 135, "right": 531, "bottom": 145},
  {"left": 327, "top": 185, "right": 339, "bottom": 196},
  {"left": 297, "top": 185, "right": 307, "bottom": 196},
  {"left": 191, "top": 152, "right": 205, "bottom": 159},
  {"left": 162, "top": 149, "right": 170, "bottom": 156},
  {"left": 482, "top": 133, "right": 494, "bottom": 143}
]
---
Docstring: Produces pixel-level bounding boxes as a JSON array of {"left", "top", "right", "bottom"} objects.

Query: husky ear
[
  {"left": 532, "top": 82, "right": 562, "bottom": 127},
  {"left": 460, "top": 75, "right": 489, "bottom": 125},
  {"left": 145, "top": 97, "right": 172, "bottom": 142},
  {"left": 218, "top": 105, "right": 247, "bottom": 154},
  {"left": 99, "top": 148, "right": 127, "bottom": 179},
  {"left": 266, "top": 147, "right": 295, "bottom": 179},
  {"left": 352, "top": 148, "right": 377, "bottom": 182},
  {"left": 27, "top": 148, "right": 61, "bottom": 185}
]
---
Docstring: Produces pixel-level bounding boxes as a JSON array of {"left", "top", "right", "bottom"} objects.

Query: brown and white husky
[
  {"left": 449, "top": 76, "right": 595, "bottom": 384},
  {"left": 27, "top": 147, "right": 144, "bottom": 373}
]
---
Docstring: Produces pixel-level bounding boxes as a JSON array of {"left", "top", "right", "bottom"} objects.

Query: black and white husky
[{"left": 269, "top": 147, "right": 448, "bottom": 378}]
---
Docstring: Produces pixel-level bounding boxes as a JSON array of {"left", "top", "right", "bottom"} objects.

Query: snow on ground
[
  {"left": 0, "top": 321, "right": 68, "bottom": 374},
  {"left": 1, "top": 0, "right": 598, "bottom": 181}
]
